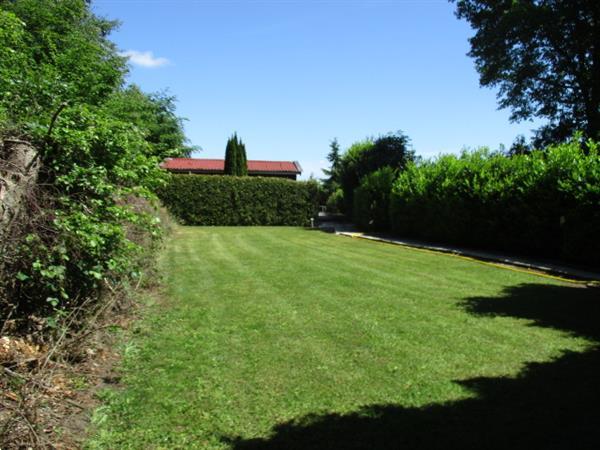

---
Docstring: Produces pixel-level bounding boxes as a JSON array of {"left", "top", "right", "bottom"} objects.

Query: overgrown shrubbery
[
  {"left": 353, "top": 167, "right": 396, "bottom": 231},
  {"left": 390, "top": 139, "right": 600, "bottom": 266},
  {"left": 0, "top": 1, "right": 189, "bottom": 325},
  {"left": 5, "top": 107, "right": 167, "bottom": 317},
  {"left": 159, "top": 175, "right": 319, "bottom": 226}
]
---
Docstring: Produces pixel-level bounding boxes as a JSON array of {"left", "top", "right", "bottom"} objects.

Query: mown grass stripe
[{"left": 88, "top": 227, "right": 595, "bottom": 449}]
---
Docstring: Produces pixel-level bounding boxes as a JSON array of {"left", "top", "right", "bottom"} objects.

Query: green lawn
[{"left": 88, "top": 227, "right": 599, "bottom": 449}]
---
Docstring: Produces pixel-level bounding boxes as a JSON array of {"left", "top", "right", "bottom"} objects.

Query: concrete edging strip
[{"left": 336, "top": 231, "right": 600, "bottom": 284}]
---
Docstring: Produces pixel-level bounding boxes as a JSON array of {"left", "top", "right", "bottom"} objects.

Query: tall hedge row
[
  {"left": 389, "top": 141, "right": 600, "bottom": 267},
  {"left": 159, "top": 174, "right": 319, "bottom": 226}
]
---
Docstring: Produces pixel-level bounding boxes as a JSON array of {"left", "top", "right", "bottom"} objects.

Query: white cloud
[{"left": 120, "top": 50, "right": 170, "bottom": 68}]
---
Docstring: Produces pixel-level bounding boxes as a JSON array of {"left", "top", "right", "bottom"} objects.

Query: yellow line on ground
[{"left": 343, "top": 232, "right": 590, "bottom": 285}]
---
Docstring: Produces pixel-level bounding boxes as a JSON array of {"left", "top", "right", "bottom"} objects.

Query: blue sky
[{"left": 93, "top": 0, "right": 538, "bottom": 179}]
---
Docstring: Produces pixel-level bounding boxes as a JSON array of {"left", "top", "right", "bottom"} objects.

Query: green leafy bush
[
  {"left": 339, "top": 132, "right": 414, "bottom": 216},
  {"left": 326, "top": 188, "right": 344, "bottom": 213},
  {"left": 353, "top": 167, "right": 397, "bottom": 231},
  {"left": 390, "top": 140, "right": 600, "bottom": 266},
  {"left": 4, "top": 103, "right": 168, "bottom": 317},
  {"left": 0, "top": 1, "right": 188, "bottom": 321},
  {"left": 159, "top": 175, "right": 319, "bottom": 226}
]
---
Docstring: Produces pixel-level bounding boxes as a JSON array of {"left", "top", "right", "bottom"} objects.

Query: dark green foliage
[
  {"left": 159, "top": 175, "right": 319, "bottom": 226},
  {"left": 224, "top": 135, "right": 236, "bottom": 175},
  {"left": 237, "top": 137, "right": 248, "bottom": 176},
  {"left": 224, "top": 133, "right": 247, "bottom": 176},
  {"left": 353, "top": 167, "right": 397, "bottom": 231},
  {"left": 338, "top": 139, "right": 374, "bottom": 214},
  {"left": 339, "top": 131, "right": 414, "bottom": 216},
  {"left": 508, "top": 135, "right": 532, "bottom": 156},
  {"left": 452, "top": 0, "right": 600, "bottom": 145},
  {"left": 325, "top": 138, "right": 341, "bottom": 174},
  {"left": 390, "top": 140, "right": 600, "bottom": 267},
  {"left": 311, "top": 177, "right": 329, "bottom": 207}
]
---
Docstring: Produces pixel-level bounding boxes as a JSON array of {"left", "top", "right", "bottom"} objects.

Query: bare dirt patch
[{"left": 0, "top": 292, "right": 144, "bottom": 449}]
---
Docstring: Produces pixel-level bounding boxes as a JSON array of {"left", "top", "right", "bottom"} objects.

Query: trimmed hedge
[
  {"left": 390, "top": 140, "right": 600, "bottom": 267},
  {"left": 158, "top": 174, "right": 319, "bottom": 226}
]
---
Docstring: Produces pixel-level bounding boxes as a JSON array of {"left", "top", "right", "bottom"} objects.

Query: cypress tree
[
  {"left": 224, "top": 133, "right": 248, "bottom": 176},
  {"left": 237, "top": 136, "right": 248, "bottom": 176},
  {"left": 224, "top": 133, "right": 237, "bottom": 175}
]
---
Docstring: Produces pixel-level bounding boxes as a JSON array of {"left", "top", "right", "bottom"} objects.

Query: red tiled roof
[
  {"left": 161, "top": 158, "right": 301, "bottom": 174},
  {"left": 162, "top": 158, "right": 224, "bottom": 172},
  {"left": 248, "top": 160, "right": 300, "bottom": 173}
]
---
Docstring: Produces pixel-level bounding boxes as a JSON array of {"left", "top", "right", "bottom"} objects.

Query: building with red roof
[{"left": 161, "top": 158, "right": 302, "bottom": 180}]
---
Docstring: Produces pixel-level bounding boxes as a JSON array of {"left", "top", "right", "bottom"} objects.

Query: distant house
[{"left": 161, "top": 158, "right": 302, "bottom": 180}]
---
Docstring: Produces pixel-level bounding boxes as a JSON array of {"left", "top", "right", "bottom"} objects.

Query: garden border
[{"left": 337, "top": 231, "right": 600, "bottom": 284}]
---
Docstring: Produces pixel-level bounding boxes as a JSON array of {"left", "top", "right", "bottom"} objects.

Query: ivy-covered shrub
[
  {"left": 390, "top": 140, "right": 600, "bottom": 266},
  {"left": 159, "top": 175, "right": 319, "bottom": 226},
  {"left": 353, "top": 167, "right": 396, "bottom": 231}
]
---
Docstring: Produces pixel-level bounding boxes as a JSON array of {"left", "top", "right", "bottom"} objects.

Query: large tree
[
  {"left": 105, "top": 85, "right": 193, "bottom": 159},
  {"left": 0, "top": 0, "right": 126, "bottom": 130},
  {"left": 339, "top": 131, "right": 414, "bottom": 215},
  {"left": 452, "top": 0, "right": 600, "bottom": 145}
]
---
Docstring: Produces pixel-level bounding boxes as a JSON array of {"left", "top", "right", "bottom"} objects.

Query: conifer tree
[
  {"left": 224, "top": 133, "right": 237, "bottom": 175},
  {"left": 323, "top": 138, "right": 341, "bottom": 190},
  {"left": 224, "top": 133, "right": 248, "bottom": 176},
  {"left": 237, "top": 136, "right": 248, "bottom": 176}
]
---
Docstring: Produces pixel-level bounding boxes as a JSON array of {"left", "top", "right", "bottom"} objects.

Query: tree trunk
[{"left": 0, "top": 139, "right": 39, "bottom": 251}]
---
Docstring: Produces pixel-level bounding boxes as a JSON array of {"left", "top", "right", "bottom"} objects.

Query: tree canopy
[
  {"left": 105, "top": 85, "right": 193, "bottom": 159},
  {"left": 452, "top": 0, "right": 600, "bottom": 145},
  {"left": 339, "top": 131, "right": 414, "bottom": 215},
  {"left": 0, "top": 0, "right": 126, "bottom": 131}
]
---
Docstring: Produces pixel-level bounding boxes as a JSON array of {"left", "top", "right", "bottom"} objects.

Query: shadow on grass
[{"left": 223, "top": 283, "right": 600, "bottom": 450}]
